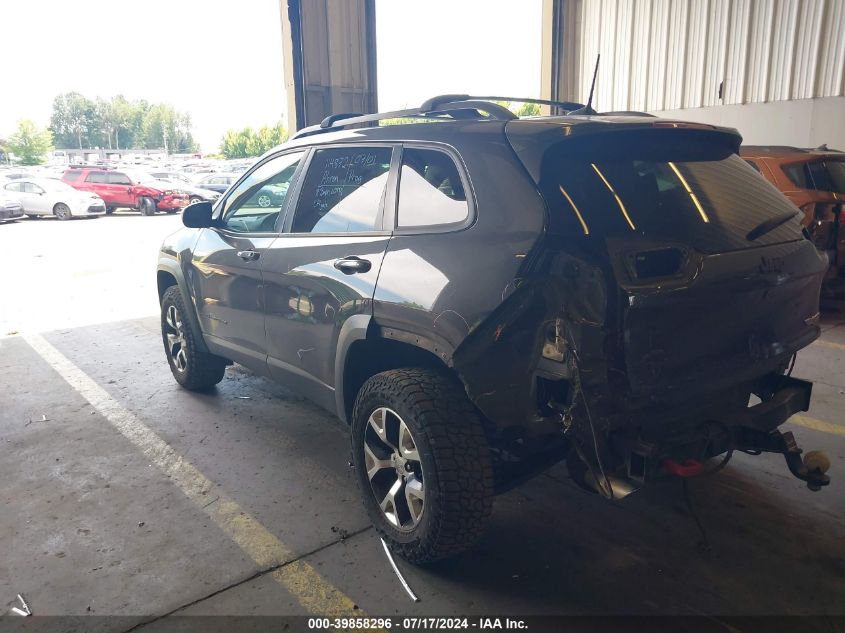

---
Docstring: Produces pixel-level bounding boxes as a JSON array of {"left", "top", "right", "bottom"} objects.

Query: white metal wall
[{"left": 566, "top": 0, "right": 845, "bottom": 113}]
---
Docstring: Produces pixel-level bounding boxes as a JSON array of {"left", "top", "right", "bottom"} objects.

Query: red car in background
[{"left": 62, "top": 168, "right": 189, "bottom": 215}]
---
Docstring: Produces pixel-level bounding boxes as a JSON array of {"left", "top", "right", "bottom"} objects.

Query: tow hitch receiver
[{"left": 738, "top": 427, "right": 831, "bottom": 491}]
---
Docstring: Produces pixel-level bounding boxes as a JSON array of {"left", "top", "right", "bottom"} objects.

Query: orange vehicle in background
[{"left": 741, "top": 146, "right": 845, "bottom": 294}]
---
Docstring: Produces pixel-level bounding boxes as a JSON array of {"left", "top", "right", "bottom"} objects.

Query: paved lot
[{"left": 1, "top": 213, "right": 844, "bottom": 628}]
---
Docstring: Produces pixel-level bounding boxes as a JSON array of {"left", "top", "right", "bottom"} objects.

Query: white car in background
[
  {"left": 0, "top": 191, "right": 24, "bottom": 222},
  {"left": 3, "top": 177, "right": 106, "bottom": 220}
]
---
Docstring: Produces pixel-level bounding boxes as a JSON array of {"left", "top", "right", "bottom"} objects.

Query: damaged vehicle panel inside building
[{"left": 158, "top": 100, "right": 833, "bottom": 564}]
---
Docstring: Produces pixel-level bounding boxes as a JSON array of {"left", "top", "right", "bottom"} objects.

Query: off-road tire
[
  {"left": 160, "top": 286, "right": 227, "bottom": 390},
  {"left": 352, "top": 368, "right": 494, "bottom": 564},
  {"left": 139, "top": 197, "right": 156, "bottom": 216}
]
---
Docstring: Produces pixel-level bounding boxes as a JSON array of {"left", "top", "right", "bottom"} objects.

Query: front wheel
[
  {"left": 138, "top": 197, "right": 156, "bottom": 216},
  {"left": 54, "top": 203, "right": 72, "bottom": 221},
  {"left": 352, "top": 368, "right": 494, "bottom": 564},
  {"left": 189, "top": 196, "right": 203, "bottom": 205},
  {"left": 160, "top": 286, "right": 227, "bottom": 390}
]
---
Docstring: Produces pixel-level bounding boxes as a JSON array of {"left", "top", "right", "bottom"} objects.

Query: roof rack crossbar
[
  {"left": 292, "top": 99, "right": 519, "bottom": 140},
  {"left": 420, "top": 94, "right": 585, "bottom": 112}
]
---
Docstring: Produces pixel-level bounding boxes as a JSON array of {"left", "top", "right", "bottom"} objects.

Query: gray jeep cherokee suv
[{"left": 157, "top": 96, "right": 831, "bottom": 564}]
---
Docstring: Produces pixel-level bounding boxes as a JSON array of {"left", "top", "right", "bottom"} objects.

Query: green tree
[
  {"left": 515, "top": 102, "right": 541, "bottom": 117},
  {"left": 220, "top": 122, "right": 287, "bottom": 159},
  {"left": 8, "top": 120, "right": 54, "bottom": 165}
]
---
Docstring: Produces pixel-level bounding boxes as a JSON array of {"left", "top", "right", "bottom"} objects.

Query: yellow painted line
[
  {"left": 23, "top": 333, "right": 361, "bottom": 617},
  {"left": 791, "top": 415, "right": 845, "bottom": 437},
  {"left": 814, "top": 339, "right": 845, "bottom": 352}
]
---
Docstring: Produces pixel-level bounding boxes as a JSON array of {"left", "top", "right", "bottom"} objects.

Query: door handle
[
  {"left": 333, "top": 256, "right": 372, "bottom": 274},
  {"left": 237, "top": 250, "right": 260, "bottom": 261}
]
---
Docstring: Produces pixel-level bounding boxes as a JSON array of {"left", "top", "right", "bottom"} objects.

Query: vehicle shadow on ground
[{"left": 426, "top": 460, "right": 845, "bottom": 615}]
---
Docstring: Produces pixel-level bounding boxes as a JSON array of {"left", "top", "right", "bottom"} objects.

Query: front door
[
  {"left": 188, "top": 150, "right": 306, "bottom": 370},
  {"left": 261, "top": 145, "right": 396, "bottom": 410}
]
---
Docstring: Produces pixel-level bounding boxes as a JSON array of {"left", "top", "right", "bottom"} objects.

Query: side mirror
[{"left": 182, "top": 201, "right": 215, "bottom": 228}]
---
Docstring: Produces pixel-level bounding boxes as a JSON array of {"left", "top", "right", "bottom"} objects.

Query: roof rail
[
  {"left": 292, "top": 97, "right": 520, "bottom": 140},
  {"left": 599, "top": 110, "right": 656, "bottom": 117}
]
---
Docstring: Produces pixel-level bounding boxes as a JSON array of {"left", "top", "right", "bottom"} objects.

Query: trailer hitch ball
[{"left": 803, "top": 451, "right": 831, "bottom": 476}]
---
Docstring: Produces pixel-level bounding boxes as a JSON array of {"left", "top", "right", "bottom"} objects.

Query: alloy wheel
[
  {"left": 164, "top": 305, "right": 189, "bottom": 372},
  {"left": 257, "top": 194, "right": 272, "bottom": 208},
  {"left": 363, "top": 407, "right": 425, "bottom": 532}
]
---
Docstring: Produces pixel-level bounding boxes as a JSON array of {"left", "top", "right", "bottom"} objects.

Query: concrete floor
[{"left": 1, "top": 213, "right": 844, "bottom": 628}]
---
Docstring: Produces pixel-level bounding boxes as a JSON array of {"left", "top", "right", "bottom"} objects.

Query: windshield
[
  {"left": 40, "top": 179, "right": 76, "bottom": 193},
  {"left": 543, "top": 152, "right": 803, "bottom": 252},
  {"left": 124, "top": 170, "right": 157, "bottom": 184}
]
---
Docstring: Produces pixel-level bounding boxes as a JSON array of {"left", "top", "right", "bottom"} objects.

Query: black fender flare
[
  {"left": 334, "top": 314, "right": 372, "bottom": 424},
  {"left": 157, "top": 257, "right": 211, "bottom": 354}
]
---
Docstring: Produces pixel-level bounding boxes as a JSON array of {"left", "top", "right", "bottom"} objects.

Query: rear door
[
  {"left": 22, "top": 182, "right": 51, "bottom": 214},
  {"left": 260, "top": 144, "right": 396, "bottom": 410},
  {"left": 189, "top": 150, "right": 306, "bottom": 369},
  {"left": 79, "top": 171, "right": 114, "bottom": 203}
]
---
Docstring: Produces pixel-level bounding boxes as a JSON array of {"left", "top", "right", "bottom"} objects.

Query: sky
[{"left": 0, "top": 0, "right": 541, "bottom": 153}]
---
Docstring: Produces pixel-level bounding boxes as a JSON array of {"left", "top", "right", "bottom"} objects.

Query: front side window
[
  {"left": 85, "top": 171, "right": 108, "bottom": 184},
  {"left": 63, "top": 170, "right": 81, "bottom": 181},
  {"left": 109, "top": 172, "right": 132, "bottom": 185},
  {"left": 221, "top": 151, "right": 305, "bottom": 233},
  {"left": 290, "top": 147, "right": 392, "bottom": 234},
  {"left": 397, "top": 148, "right": 469, "bottom": 227}
]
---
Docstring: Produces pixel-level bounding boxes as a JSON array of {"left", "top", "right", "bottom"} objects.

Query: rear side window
[
  {"left": 542, "top": 145, "right": 802, "bottom": 253},
  {"left": 23, "top": 183, "right": 44, "bottom": 194},
  {"left": 290, "top": 147, "right": 392, "bottom": 234},
  {"left": 4, "top": 182, "right": 23, "bottom": 192},
  {"left": 63, "top": 170, "right": 81, "bottom": 181},
  {"left": 85, "top": 172, "right": 108, "bottom": 184},
  {"left": 397, "top": 148, "right": 468, "bottom": 227}
]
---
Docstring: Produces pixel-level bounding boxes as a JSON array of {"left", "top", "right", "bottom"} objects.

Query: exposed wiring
[{"left": 566, "top": 347, "right": 614, "bottom": 500}]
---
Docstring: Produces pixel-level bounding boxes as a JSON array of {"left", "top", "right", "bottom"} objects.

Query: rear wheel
[
  {"left": 54, "top": 203, "right": 72, "bottom": 221},
  {"left": 160, "top": 286, "right": 227, "bottom": 390},
  {"left": 189, "top": 196, "right": 203, "bottom": 205},
  {"left": 26, "top": 214, "right": 38, "bottom": 219},
  {"left": 105, "top": 206, "right": 115, "bottom": 215},
  {"left": 138, "top": 197, "right": 156, "bottom": 216},
  {"left": 352, "top": 368, "right": 494, "bottom": 564}
]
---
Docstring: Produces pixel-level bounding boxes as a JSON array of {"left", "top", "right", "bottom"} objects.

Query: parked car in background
[
  {"left": 61, "top": 168, "right": 189, "bottom": 215},
  {"left": 741, "top": 146, "right": 845, "bottom": 292},
  {"left": 195, "top": 172, "right": 284, "bottom": 207},
  {"left": 0, "top": 191, "right": 24, "bottom": 222},
  {"left": 153, "top": 177, "right": 221, "bottom": 206},
  {"left": 0, "top": 169, "right": 37, "bottom": 181},
  {"left": 194, "top": 173, "right": 236, "bottom": 193},
  {"left": 3, "top": 177, "right": 105, "bottom": 220}
]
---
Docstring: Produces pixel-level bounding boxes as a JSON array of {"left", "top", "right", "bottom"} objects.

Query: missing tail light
[
  {"left": 630, "top": 247, "right": 685, "bottom": 279},
  {"left": 542, "top": 317, "right": 567, "bottom": 362}
]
